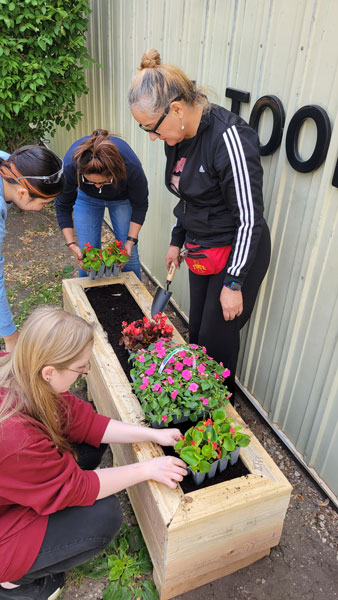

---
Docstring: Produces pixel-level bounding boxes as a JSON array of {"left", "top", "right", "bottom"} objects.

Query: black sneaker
[{"left": 0, "top": 573, "right": 64, "bottom": 600}]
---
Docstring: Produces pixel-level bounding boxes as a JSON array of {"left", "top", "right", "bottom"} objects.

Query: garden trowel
[{"left": 151, "top": 262, "right": 177, "bottom": 316}]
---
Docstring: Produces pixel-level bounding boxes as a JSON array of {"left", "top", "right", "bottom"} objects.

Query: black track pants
[
  {"left": 15, "top": 444, "right": 122, "bottom": 585},
  {"left": 188, "top": 221, "right": 271, "bottom": 394}
]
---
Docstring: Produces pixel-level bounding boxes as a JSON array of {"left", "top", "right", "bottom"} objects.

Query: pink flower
[
  {"left": 145, "top": 366, "right": 155, "bottom": 376},
  {"left": 222, "top": 368, "right": 231, "bottom": 378},
  {"left": 139, "top": 376, "right": 149, "bottom": 390},
  {"left": 189, "top": 344, "right": 198, "bottom": 349},
  {"left": 188, "top": 382, "right": 199, "bottom": 392},
  {"left": 152, "top": 383, "right": 161, "bottom": 391},
  {"left": 202, "top": 346, "right": 207, "bottom": 354},
  {"left": 182, "top": 369, "right": 192, "bottom": 381},
  {"left": 174, "top": 361, "right": 183, "bottom": 371},
  {"left": 157, "top": 386, "right": 163, "bottom": 394},
  {"left": 157, "top": 349, "right": 166, "bottom": 358},
  {"left": 200, "top": 397, "right": 209, "bottom": 405},
  {"left": 183, "top": 356, "right": 194, "bottom": 366},
  {"left": 197, "top": 363, "right": 206, "bottom": 375},
  {"left": 168, "top": 357, "right": 175, "bottom": 364},
  {"left": 164, "top": 368, "right": 173, "bottom": 374},
  {"left": 230, "top": 426, "right": 235, "bottom": 434},
  {"left": 162, "top": 415, "right": 168, "bottom": 422},
  {"left": 214, "top": 372, "right": 219, "bottom": 379},
  {"left": 227, "top": 392, "right": 233, "bottom": 399},
  {"left": 136, "top": 354, "right": 145, "bottom": 362},
  {"left": 167, "top": 376, "right": 175, "bottom": 384},
  {"left": 171, "top": 390, "right": 178, "bottom": 400},
  {"left": 179, "top": 350, "right": 186, "bottom": 358}
]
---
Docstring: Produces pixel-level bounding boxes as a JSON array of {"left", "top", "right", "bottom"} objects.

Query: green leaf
[
  {"left": 103, "top": 582, "right": 131, "bottom": 600},
  {"left": 139, "top": 579, "right": 159, "bottom": 599}
]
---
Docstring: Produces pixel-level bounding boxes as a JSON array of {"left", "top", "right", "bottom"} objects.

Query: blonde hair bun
[{"left": 140, "top": 49, "right": 161, "bottom": 70}]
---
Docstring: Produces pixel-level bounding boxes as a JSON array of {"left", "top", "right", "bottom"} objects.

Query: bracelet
[
  {"left": 126, "top": 236, "right": 138, "bottom": 245},
  {"left": 65, "top": 241, "right": 76, "bottom": 247}
]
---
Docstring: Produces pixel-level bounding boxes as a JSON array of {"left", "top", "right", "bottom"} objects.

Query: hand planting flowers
[
  {"left": 130, "top": 339, "right": 232, "bottom": 426},
  {"left": 119, "top": 313, "right": 174, "bottom": 351},
  {"left": 174, "top": 407, "right": 251, "bottom": 474}
]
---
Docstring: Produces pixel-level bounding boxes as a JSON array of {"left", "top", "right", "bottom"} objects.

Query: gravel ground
[{"left": 3, "top": 206, "right": 337, "bottom": 600}]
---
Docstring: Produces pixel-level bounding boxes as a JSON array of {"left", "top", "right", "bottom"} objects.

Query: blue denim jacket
[{"left": 0, "top": 150, "right": 16, "bottom": 337}]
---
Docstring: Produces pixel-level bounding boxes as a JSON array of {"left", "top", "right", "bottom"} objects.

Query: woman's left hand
[
  {"left": 220, "top": 286, "right": 243, "bottom": 321},
  {"left": 151, "top": 428, "right": 182, "bottom": 447},
  {"left": 124, "top": 240, "right": 134, "bottom": 257}
]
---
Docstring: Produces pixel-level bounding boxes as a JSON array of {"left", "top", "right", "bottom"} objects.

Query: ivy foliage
[{"left": 0, "top": 0, "right": 94, "bottom": 151}]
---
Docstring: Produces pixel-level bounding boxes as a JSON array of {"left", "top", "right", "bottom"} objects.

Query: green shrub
[{"left": 0, "top": 0, "right": 94, "bottom": 151}]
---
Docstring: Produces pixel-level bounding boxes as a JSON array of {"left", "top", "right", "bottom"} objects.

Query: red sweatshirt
[{"left": 0, "top": 389, "right": 110, "bottom": 582}]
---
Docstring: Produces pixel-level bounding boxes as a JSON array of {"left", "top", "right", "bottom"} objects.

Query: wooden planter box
[{"left": 63, "top": 273, "right": 292, "bottom": 600}]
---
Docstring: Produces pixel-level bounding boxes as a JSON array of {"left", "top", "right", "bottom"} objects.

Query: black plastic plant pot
[
  {"left": 97, "top": 264, "right": 105, "bottom": 278},
  {"left": 105, "top": 265, "right": 113, "bottom": 277},
  {"left": 113, "top": 263, "right": 121, "bottom": 276},
  {"left": 89, "top": 267, "right": 97, "bottom": 280},
  {"left": 230, "top": 448, "right": 240, "bottom": 465}
]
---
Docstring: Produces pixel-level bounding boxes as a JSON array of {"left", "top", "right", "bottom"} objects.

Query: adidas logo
[{"left": 199, "top": 165, "right": 205, "bottom": 173}]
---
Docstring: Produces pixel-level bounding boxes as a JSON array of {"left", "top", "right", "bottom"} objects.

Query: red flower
[{"left": 190, "top": 440, "right": 196, "bottom": 446}]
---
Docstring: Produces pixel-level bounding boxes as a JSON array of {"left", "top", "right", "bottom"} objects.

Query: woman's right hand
[
  {"left": 165, "top": 246, "right": 181, "bottom": 270},
  {"left": 144, "top": 456, "right": 187, "bottom": 489},
  {"left": 68, "top": 244, "right": 85, "bottom": 269}
]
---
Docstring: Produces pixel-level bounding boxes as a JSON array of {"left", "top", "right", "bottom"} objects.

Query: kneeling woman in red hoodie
[{"left": 0, "top": 307, "right": 186, "bottom": 600}]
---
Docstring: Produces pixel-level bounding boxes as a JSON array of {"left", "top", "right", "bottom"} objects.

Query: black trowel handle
[{"left": 166, "top": 262, "right": 177, "bottom": 285}]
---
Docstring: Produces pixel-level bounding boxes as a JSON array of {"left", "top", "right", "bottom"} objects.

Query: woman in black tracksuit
[{"left": 128, "top": 49, "right": 271, "bottom": 394}]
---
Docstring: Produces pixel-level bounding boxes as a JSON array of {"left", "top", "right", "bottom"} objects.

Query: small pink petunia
[
  {"left": 157, "top": 386, "right": 163, "bottom": 394},
  {"left": 171, "top": 390, "right": 178, "bottom": 400},
  {"left": 183, "top": 356, "right": 194, "bottom": 366},
  {"left": 214, "top": 372, "right": 219, "bottom": 379},
  {"left": 157, "top": 349, "right": 166, "bottom": 358},
  {"left": 174, "top": 361, "right": 183, "bottom": 371},
  {"left": 188, "top": 382, "right": 199, "bottom": 392},
  {"left": 136, "top": 354, "right": 145, "bottom": 362},
  {"left": 140, "top": 376, "right": 149, "bottom": 390},
  {"left": 202, "top": 346, "right": 207, "bottom": 353},
  {"left": 179, "top": 350, "right": 186, "bottom": 358},
  {"left": 189, "top": 344, "right": 198, "bottom": 349},
  {"left": 164, "top": 368, "right": 173, "bottom": 374},
  {"left": 230, "top": 426, "right": 235, "bottom": 434},
  {"left": 162, "top": 415, "right": 168, "bottom": 422},
  {"left": 145, "top": 367, "right": 155, "bottom": 376},
  {"left": 227, "top": 392, "right": 233, "bottom": 399},
  {"left": 152, "top": 383, "right": 161, "bottom": 391},
  {"left": 197, "top": 363, "right": 206, "bottom": 375},
  {"left": 222, "top": 368, "right": 231, "bottom": 378},
  {"left": 168, "top": 356, "right": 175, "bottom": 364},
  {"left": 167, "top": 376, "right": 175, "bottom": 384},
  {"left": 182, "top": 369, "right": 192, "bottom": 381},
  {"left": 200, "top": 396, "right": 209, "bottom": 405}
]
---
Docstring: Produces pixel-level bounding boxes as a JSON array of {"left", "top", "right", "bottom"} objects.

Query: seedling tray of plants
[{"left": 63, "top": 273, "right": 292, "bottom": 600}]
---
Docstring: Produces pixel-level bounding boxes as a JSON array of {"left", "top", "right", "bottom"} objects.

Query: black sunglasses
[{"left": 139, "top": 94, "right": 183, "bottom": 135}]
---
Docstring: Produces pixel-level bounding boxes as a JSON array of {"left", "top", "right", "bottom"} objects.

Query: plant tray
[{"left": 63, "top": 273, "right": 292, "bottom": 600}]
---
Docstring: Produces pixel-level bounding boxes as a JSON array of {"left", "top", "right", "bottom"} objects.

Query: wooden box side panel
[{"left": 161, "top": 477, "right": 290, "bottom": 598}]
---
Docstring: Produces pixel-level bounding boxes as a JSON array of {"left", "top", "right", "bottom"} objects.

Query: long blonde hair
[
  {"left": 0, "top": 307, "right": 95, "bottom": 455},
  {"left": 128, "top": 48, "right": 210, "bottom": 115}
]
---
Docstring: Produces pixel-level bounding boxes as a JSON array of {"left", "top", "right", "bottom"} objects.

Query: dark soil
[
  {"left": 2, "top": 207, "right": 337, "bottom": 600},
  {"left": 86, "top": 283, "right": 144, "bottom": 379}
]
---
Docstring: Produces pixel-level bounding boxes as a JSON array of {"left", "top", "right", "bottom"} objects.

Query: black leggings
[
  {"left": 188, "top": 221, "right": 271, "bottom": 394},
  {"left": 15, "top": 443, "right": 123, "bottom": 585}
]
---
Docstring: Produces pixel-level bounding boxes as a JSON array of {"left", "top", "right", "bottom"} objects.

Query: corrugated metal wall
[{"left": 51, "top": 0, "right": 338, "bottom": 504}]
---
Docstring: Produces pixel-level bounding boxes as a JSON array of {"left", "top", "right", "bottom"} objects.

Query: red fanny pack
[{"left": 184, "top": 243, "right": 232, "bottom": 275}]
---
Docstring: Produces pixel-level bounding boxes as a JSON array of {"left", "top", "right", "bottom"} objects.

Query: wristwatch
[
  {"left": 126, "top": 236, "right": 138, "bottom": 245},
  {"left": 224, "top": 281, "right": 242, "bottom": 291}
]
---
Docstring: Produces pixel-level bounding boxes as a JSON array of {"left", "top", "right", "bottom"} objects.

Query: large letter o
[
  {"left": 286, "top": 106, "right": 331, "bottom": 173},
  {"left": 249, "top": 95, "right": 285, "bottom": 156}
]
